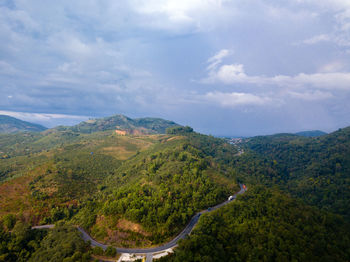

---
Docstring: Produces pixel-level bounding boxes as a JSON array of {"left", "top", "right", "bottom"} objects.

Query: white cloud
[
  {"left": 287, "top": 90, "right": 334, "bottom": 101},
  {"left": 207, "top": 49, "right": 231, "bottom": 71},
  {"left": 204, "top": 91, "right": 270, "bottom": 107},
  {"left": 130, "top": 0, "right": 235, "bottom": 33},
  {"left": 0, "top": 61, "right": 18, "bottom": 75},
  {"left": 47, "top": 32, "right": 93, "bottom": 60},
  {"left": 203, "top": 52, "right": 350, "bottom": 90},
  {"left": 214, "top": 64, "right": 247, "bottom": 83},
  {"left": 318, "top": 61, "right": 345, "bottom": 73},
  {"left": 299, "top": 0, "right": 350, "bottom": 10},
  {"left": 302, "top": 34, "right": 331, "bottom": 45},
  {"left": 0, "top": 6, "right": 39, "bottom": 33},
  {"left": 275, "top": 72, "right": 350, "bottom": 90},
  {"left": 296, "top": 1, "right": 350, "bottom": 47}
]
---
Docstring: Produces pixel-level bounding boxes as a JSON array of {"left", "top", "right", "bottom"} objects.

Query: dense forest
[
  {"left": 73, "top": 132, "right": 240, "bottom": 246},
  {"left": 233, "top": 127, "right": 350, "bottom": 220},
  {"left": 0, "top": 220, "right": 121, "bottom": 262},
  {"left": 0, "top": 222, "right": 93, "bottom": 262},
  {"left": 0, "top": 115, "right": 350, "bottom": 261},
  {"left": 161, "top": 187, "right": 350, "bottom": 262}
]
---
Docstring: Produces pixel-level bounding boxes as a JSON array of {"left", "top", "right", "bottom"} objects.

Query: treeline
[{"left": 160, "top": 187, "right": 350, "bottom": 262}]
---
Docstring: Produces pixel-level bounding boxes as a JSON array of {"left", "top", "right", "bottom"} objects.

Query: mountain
[
  {"left": 234, "top": 126, "right": 350, "bottom": 219},
  {"left": 0, "top": 114, "right": 181, "bottom": 161},
  {"left": 55, "top": 114, "right": 180, "bottom": 134},
  {"left": 295, "top": 130, "right": 327, "bottom": 137},
  {"left": 0, "top": 117, "right": 350, "bottom": 261},
  {"left": 0, "top": 126, "right": 240, "bottom": 247},
  {"left": 0, "top": 115, "right": 47, "bottom": 133}
]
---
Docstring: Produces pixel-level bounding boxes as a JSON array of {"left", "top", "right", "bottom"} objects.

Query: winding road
[{"left": 32, "top": 184, "right": 247, "bottom": 254}]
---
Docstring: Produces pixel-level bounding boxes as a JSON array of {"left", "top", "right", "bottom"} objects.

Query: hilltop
[
  {"left": 295, "top": 130, "right": 327, "bottom": 137},
  {"left": 0, "top": 115, "right": 47, "bottom": 133},
  {"left": 55, "top": 114, "right": 180, "bottom": 135}
]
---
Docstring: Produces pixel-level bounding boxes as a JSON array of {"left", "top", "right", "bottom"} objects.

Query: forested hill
[
  {"left": 0, "top": 126, "right": 241, "bottom": 248},
  {"left": 234, "top": 126, "right": 350, "bottom": 219},
  {"left": 55, "top": 114, "right": 180, "bottom": 134},
  {"left": 295, "top": 130, "right": 327, "bottom": 137},
  {"left": 161, "top": 187, "right": 350, "bottom": 262},
  {"left": 0, "top": 115, "right": 47, "bottom": 133},
  {"left": 0, "top": 120, "right": 350, "bottom": 261},
  {"left": 0, "top": 114, "right": 180, "bottom": 160}
]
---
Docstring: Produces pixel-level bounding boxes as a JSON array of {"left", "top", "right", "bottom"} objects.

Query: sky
[{"left": 1, "top": 0, "right": 350, "bottom": 136}]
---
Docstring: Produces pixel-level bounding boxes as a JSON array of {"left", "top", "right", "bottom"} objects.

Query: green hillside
[
  {"left": 56, "top": 114, "right": 180, "bottom": 134},
  {"left": 0, "top": 121, "right": 240, "bottom": 247},
  {"left": 0, "top": 115, "right": 47, "bottom": 134},
  {"left": 0, "top": 117, "right": 350, "bottom": 260},
  {"left": 162, "top": 187, "right": 350, "bottom": 262},
  {"left": 71, "top": 132, "right": 240, "bottom": 246},
  {"left": 233, "top": 126, "right": 350, "bottom": 219}
]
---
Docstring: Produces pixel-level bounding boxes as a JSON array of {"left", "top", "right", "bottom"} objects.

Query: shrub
[
  {"left": 105, "top": 246, "right": 117, "bottom": 257},
  {"left": 92, "top": 246, "right": 104, "bottom": 256}
]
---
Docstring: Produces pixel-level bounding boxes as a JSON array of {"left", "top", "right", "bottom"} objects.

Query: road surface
[{"left": 32, "top": 184, "right": 247, "bottom": 254}]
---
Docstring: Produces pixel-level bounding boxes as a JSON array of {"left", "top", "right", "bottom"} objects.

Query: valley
[{"left": 0, "top": 115, "right": 349, "bottom": 261}]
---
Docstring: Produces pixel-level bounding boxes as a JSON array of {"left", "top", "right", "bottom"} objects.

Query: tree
[
  {"left": 2, "top": 214, "right": 16, "bottom": 230},
  {"left": 105, "top": 246, "right": 117, "bottom": 257}
]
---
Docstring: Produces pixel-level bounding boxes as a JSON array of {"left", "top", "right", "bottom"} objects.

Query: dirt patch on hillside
[
  {"left": 117, "top": 219, "right": 150, "bottom": 236},
  {"left": 92, "top": 216, "right": 152, "bottom": 248},
  {"left": 166, "top": 136, "right": 183, "bottom": 142},
  {"left": 101, "top": 146, "right": 135, "bottom": 160}
]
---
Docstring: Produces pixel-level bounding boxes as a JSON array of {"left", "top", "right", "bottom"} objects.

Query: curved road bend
[{"left": 32, "top": 184, "right": 247, "bottom": 254}]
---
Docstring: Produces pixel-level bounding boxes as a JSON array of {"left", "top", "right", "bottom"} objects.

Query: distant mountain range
[
  {"left": 0, "top": 115, "right": 47, "bottom": 133},
  {"left": 0, "top": 114, "right": 180, "bottom": 135},
  {"left": 295, "top": 130, "right": 327, "bottom": 137}
]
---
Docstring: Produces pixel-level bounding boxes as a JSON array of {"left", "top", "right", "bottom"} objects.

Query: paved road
[
  {"left": 32, "top": 184, "right": 247, "bottom": 254},
  {"left": 146, "top": 253, "right": 153, "bottom": 262}
]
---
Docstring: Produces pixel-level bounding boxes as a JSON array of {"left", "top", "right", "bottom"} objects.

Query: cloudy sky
[{"left": 1, "top": 0, "right": 350, "bottom": 136}]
